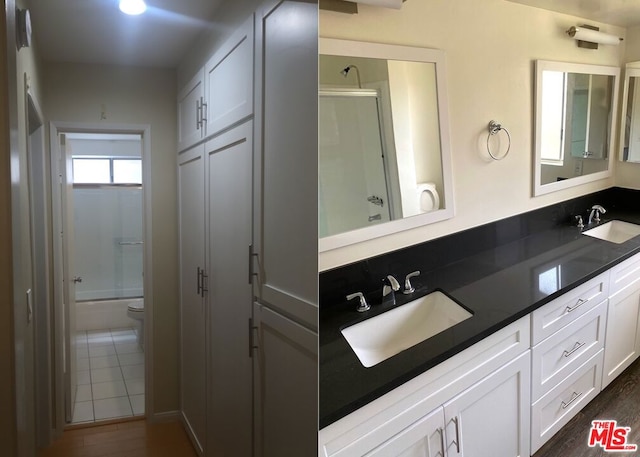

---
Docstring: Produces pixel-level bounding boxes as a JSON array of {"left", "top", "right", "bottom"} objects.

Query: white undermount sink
[
  {"left": 340, "top": 291, "right": 473, "bottom": 368},
  {"left": 582, "top": 220, "right": 640, "bottom": 244}
]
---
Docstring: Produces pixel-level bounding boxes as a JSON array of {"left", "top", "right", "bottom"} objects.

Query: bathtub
[{"left": 76, "top": 298, "right": 142, "bottom": 331}]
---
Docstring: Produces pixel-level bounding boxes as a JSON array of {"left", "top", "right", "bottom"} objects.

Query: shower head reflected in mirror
[{"left": 341, "top": 64, "right": 362, "bottom": 88}]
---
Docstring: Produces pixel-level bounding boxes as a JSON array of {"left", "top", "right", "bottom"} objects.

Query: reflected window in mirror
[
  {"left": 534, "top": 60, "right": 619, "bottom": 196},
  {"left": 620, "top": 64, "right": 640, "bottom": 163},
  {"left": 319, "top": 39, "right": 454, "bottom": 251}
]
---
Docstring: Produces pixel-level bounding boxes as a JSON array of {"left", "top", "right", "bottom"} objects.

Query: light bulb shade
[
  {"left": 567, "top": 26, "right": 620, "bottom": 46},
  {"left": 119, "top": 0, "right": 147, "bottom": 15},
  {"left": 342, "top": 0, "right": 403, "bottom": 9}
]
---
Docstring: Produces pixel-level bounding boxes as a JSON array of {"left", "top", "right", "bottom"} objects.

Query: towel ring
[{"left": 486, "top": 120, "right": 511, "bottom": 160}]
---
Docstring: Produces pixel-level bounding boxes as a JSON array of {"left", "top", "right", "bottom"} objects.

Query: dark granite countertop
[{"left": 319, "top": 210, "right": 640, "bottom": 429}]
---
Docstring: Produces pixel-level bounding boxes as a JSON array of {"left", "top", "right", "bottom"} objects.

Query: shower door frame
[
  {"left": 49, "top": 121, "right": 153, "bottom": 425},
  {"left": 319, "top": 88, "right": 398, "bottom": 236}
]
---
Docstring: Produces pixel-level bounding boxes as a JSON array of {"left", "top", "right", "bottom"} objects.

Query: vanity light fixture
[
  {"left": 566, "top": 25, "right": 622, "bottom": 49},
  {"left": 119, "top": 0, "right": 147, "bottom": 16}
]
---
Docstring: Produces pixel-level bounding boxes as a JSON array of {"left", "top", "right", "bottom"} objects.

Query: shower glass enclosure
[{"left": 69, "top": 133, "right": 144, "bottom": 301}]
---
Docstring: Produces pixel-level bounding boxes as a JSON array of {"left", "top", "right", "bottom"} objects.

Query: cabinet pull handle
[
  {"left": 562, "top": 341, "right": 585, "bottom": 357},
  {"left": 197, "top": 266, "right": 202, "bottom": 295},
  {"left": 566, "top": 298, "right": 587, "bottom": 313},
  {"left": 201, "top": 99, "right": 208, "bottom": 124},
  {"left": 201, "top": 271, "right": 209, "bottom": 294},
  {"left": 561, "top": 391, "right": 583, "bottom": 409},
  {"left": 437, "top": 427, "right": 445, "bottom": 457},
  {"left": 248, "top": 244, "right": 259, "bottom": 284},
  {"left": 452, "top": 416, "right": 461, "bottom": 453},
  {"left": 196, "top": 99, "right": 201, "bottom": 130},
  {"left": 248, "top": 318, "right": 258, "bottom": 357}
]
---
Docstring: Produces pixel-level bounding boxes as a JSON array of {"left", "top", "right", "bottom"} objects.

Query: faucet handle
[
  {"left": 346, "top": 292, "right": 370, "bottom": 313},
  {"left": 403, "top": 271, "right": 421, "bottom": 294},
  {"left": 575, "top": 215, "right": 584, "bottom": 229}
]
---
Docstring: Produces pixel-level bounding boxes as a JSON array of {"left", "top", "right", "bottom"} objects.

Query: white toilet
[
  {"left": 127, "top": 300, "right": 144, "bottom": 348},
  {"left": 417, "top": 182, "right": 440, "bottom": 212}
]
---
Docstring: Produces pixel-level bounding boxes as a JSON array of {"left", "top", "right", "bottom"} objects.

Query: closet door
[
  {"left": 256, "top": 0, "right": 318, "bottom": 329},
  {"left": 178, "top": 144, "right": 206, "bottom": 454},
  {"left": 205, "top": 121, "right": 254, "bottom": 457}
]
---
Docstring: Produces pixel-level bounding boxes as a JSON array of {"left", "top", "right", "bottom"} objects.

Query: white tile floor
[{"left": 72, "top": 327, "right": 145, "bottom": 424}]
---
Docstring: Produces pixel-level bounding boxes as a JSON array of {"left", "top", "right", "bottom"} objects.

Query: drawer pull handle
[
  {"left": 561, "top": 391, "right": 583, "bottom": 409},
  {"left": 566, "top": 298, "right": 587, "bottom": 313},
  {"left": 562, "top": 341, "right": 586, "bottom": 357},
  {"left": 452, "top": 416, "right": 461, "bottom": 453},
  {"left": 437, "top": 427, "right": 445, "bottom": 457}
]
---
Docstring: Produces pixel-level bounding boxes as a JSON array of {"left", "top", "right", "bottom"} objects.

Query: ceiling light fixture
[{"left": 119, "top": 0, "right": 147, "bottom": 16}]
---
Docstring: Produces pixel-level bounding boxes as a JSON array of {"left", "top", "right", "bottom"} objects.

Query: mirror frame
[
  {"left": 319, "top": 38, "right": 455, "bottom": 252},
  {"left": 533, "top": 60, "right": 620, "bottom": 197},
  {"left": 618, "top": 61, "right": 640, "bottom": 163}
]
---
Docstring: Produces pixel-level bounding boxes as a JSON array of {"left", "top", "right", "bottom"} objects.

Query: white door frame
[{"left": 49, "top": 121, "right": 154, "bottom": 424}]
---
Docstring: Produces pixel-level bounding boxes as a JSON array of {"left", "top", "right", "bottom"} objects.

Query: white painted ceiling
[
  {"left": 506, "top": 0, "right": 640, "bottom": 28},
  {"left": 28, "top": 0, "right": 223, "bottom": 68}
]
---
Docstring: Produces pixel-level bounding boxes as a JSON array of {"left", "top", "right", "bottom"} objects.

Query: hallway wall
[{"left": 43, "top": 62, "right": 180, "bottom": 416}]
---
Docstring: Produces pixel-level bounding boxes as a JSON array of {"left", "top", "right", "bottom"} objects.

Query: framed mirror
[
  {"left": 319, "top": 38, "right": 454, "bottom": 252},
  {"left": 533, "top": 60, "right": 619, "bottom": 196},
  {"left": 619, "top": 62, "right": 640, "bottom": 163}
]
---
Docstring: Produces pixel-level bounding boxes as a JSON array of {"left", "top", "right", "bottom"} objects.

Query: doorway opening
[{"left": 50, "top": 124, "right": 151, "bottom": 426}]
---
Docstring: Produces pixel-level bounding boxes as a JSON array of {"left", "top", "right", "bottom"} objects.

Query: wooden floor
[
  {"left": 38, "top": 419, "right": 198, "bottom": 457},
  {"left": 534, "top": 356, "right": 640, "bottom": 457}
]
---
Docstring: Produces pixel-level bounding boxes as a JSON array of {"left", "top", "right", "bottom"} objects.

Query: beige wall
[
  {"left": 320, "top": 0, "right": 626, "bottom": 270},
  {"left": 13, "top": 0, "right": 44, "bottom": 452},
  {"left": 43, "top": 62, "right": 179, "bottom": 415},
  {"left": 617, "top": 24, "right": 640, "bottom": 189}
]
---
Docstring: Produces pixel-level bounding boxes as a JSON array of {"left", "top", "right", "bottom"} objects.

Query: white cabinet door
[
  {"left": 367, "top": 407, "right": 446, "bottom": 457},
  {"left": 178, "top": 69, "right": 205, "bottom": 152},
  {"left": 178, "top": 144, "right": 206, "bottom": 454},
  {"left": 602, "top": 285, "right": 640, "bottom": 387},
  {"left": 253, "top": 301, "right": 318, "bottom": 457},
  {"left": 256, "top": 0, "right": 318, "bottom": 329},
  {"left": 443, "top": 351, "right": 530, "bottom": 457},
  {"left": 204, "top": 15, "right": 254, "bottom": 136},
  {"left": 205, "top": 122, "right": 254, "bottom": 456}
]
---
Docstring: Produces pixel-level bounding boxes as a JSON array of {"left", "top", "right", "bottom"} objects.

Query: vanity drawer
[
  {"left": 609, "top": 252, "right": 640, "bottom": 297},
  {"left": 531, "top": 349, "right": 603, "bottom": 454},
  {"left": 531, "top": 300, "right": 606, "bottom": 401},
  {"left": 532, "top": 272, "right": 609, "bottom": 345}
]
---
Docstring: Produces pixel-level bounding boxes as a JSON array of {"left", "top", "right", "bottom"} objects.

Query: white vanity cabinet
[
  {"left": 529, "top": 272, "right": 609, "bottom": 454},
  {"left": 177, "top": 69, "right": 206, "bottom": 153},
  {"left": 603, "top": 252, "right": 640, "bottom": 387},
  {"left": 319, "top": 317, "right": 531, "bottom": 457}
]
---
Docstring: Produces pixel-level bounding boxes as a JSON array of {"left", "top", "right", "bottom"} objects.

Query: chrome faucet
[
  {"left": 588, "top": 205, "right": 606, "bottom": 225},
  {"left": 382, "top": 275, "right": 401, "bottom": 306}
]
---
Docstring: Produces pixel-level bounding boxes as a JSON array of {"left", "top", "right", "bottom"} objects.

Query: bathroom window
[{"left": 73, "top": 157, "right": 142, "bottom": 184}]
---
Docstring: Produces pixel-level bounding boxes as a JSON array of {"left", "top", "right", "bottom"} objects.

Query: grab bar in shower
[{"left": 118, "top": 241, "right": 144, "bottom": 246}]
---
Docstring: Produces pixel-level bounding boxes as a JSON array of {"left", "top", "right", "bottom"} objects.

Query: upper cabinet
[
  {"left": 177, "top": 16, "right": 254, "bottom": 153},
  {"left": 177, "top": 69, "right": 205, "bottom": 153},
  {"left": 204, "top": 16, "right": 254, "bottom": 137}
]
